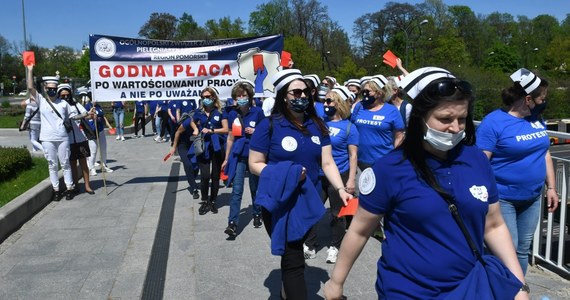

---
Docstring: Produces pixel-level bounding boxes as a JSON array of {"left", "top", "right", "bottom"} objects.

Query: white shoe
[
  {"left": 103, "top": 166, "right": 114, "bottom": 173},
  {"left": 116, "top": 135, "right": 120, "bottom": 140},
  {"left": 154, "top": 136, "right": 160, "bottom": 142},
  {"left": 120, "top": 136, "right": 125, "bottom": 141},
  {"left": 90, "top": 169, "right": 97, "bottom": 176},
  {"left": 303, "top": 243, "right": 316, "bottom": 259},
  {"left": 94, "top": 162, "right": 101, "bottom": 167},
  {"left": 326, "top": 246, "right": 338, "bottom": 264}
]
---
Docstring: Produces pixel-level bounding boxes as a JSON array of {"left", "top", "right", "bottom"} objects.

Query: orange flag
[
  {"left": 338, "top": 198, "right": 359, "bottom": 217},
  {"left": 23, "top": 51, "right": 35, "bottom": 66},
  {"left": 382, "top": 50, "right": 399, "bottom": 68}
]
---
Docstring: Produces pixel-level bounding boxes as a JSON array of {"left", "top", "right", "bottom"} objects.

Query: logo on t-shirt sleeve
[
  {"left": 359, "top": 168, "right": 376, "bottom": 195},
  {"left": 469, "top": 185, "right": 489, "bottom": 202}
]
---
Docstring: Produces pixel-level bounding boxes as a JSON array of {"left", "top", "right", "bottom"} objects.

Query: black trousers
[
  {"left": 178, "top": 142, "right": 198, "bottom": 192},
  {"left": 134, "top": 112, "right": 145, "bottom": 136},
  {"left": 197, "top": 145, "right": 224, "bottom": 202},
  {"left": 262, "top": 208, "right": 308, "bottom": 300}
]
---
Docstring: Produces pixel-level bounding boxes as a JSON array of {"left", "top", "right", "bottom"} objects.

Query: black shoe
[
  {"left": 224, "top": 222, "right": 237, "bottom": 237},
  {"left": 253, "top": 215, "right": 262, "bottom": 228},
  {"left": 65, "top": 190, "right": 74, "bottom": 200},
  {"left": 72, "top": 186, "right": 80, "bottom": 195},
  {"left": 52, "top": 189, "right": 61, "bottom": 202},
  {"left": 198, "top": 202, "right": 210, "bottom": 215},
  {"left": 192, "top": 190, "right": 200, "bottom": 199},
  {"left": 85, "top": 189, "right": 95, "bottom": 195},
  {"left": 210, "top": 201, "right": 218, "bottom": 214}
]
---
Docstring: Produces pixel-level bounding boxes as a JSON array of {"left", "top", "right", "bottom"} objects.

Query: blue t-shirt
[
  {"left": 180, "top": 99, "right": 198, "bottom": 114},
  {"left": 327, "top": 119, "right": 359, "bottom": 174},
  {"left": 135, "top": 101, "right": 145, "bottom": 113},
  {"left": 168, "top": 101, "right": 178, "bottom": 121},
  {"left": 476, "top": 109, "right": 549, "bottom": 201},
  {"left": 148, "top": 100, "right": 158, "bottom": 115},
  {"left": 84, "top": 102, "right": 105, "bottom": 132},
  {"left": 359, "top": 145, "right": 498, "bottom": 298},
  {"left": 351, "top": 102, "right": 404, "bottom": 165},
  {"left": 250, "top": 114, "right": 331, "bottom": 185},
  {"left": 111, "top": 101, "right": 124, "bottom": 110},
  {"left": 227, "top": 106, "right": 265, "bottom": 157},
  {"left": 314, "top": 102, "right": 327, "bottom": 121},
  {"left": 158, "top": 100, "right": 168, "bottom": 112},
  {"left": 193, "top": 109, "right": 227, "bottom": 143}
]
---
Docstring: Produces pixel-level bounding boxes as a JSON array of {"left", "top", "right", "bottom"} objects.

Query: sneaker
[
  {"left": 94, "top": 162, "right": 101, "bottom": 167},
  {"left": 253, "top": 215, "right": 262, "bottom": 228},
  {"left": 224, "top": 222, "right": 237, "bottom": 237},
  {"left": 90, "top": 168, "right": 97, "bottom": 177},
  {"left": 198, "top": 202, "right": 210, "bottom": 215},
  {"left": 120, "top": 136, "right": 125, "bottom": 141},
  {"left": 303, "top": 244, "right": 317, "bottom": 259},
  {"left": 52, "top": 189, "right": 61, "bottom": 202},
  {"left": 116, "top": 135, "right": 121, "bottom": 140},
  {"left": 192, "top": 190, "right": 200, "bottom": 199},
  {"left": 65, "top": 189, "right": 74, "bottom": 201},
  {"left": 210, "top": 202, "right": 218, "bottom": 214},
  {"left": 326, "top": 246, "right": 338, "bottom": 264},
  {"left": 103, "top": 166, "right": 114, "bottom": 173},
  {"left": 154, "top": 136, "right": 160, "bottom": 142}
]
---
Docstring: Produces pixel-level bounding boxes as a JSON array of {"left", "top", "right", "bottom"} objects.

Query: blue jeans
[
  {"left": 228, "top": 158, "right": 260, "bottom": 225},
  {"left": 113, "top": 109, "right": 124, "bottom": 136},
  {"left": 499, "top": 196, "right": 541, "bottom": 274}
]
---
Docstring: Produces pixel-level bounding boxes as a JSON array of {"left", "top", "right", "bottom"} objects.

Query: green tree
[
  {"left": 333, "top": 55, "right": 367, "bottom": 84},
  {"left": 484, "top": 44, "right": 519, "bottom": 72},
  {"left": 283, "top": 35, "right": 321, "bottom": 74},
  {"left": 74, "top": 49, "right": 90, "bottom": 80},
  {"left": 139, "top": 13, "right": 178, "bottom": 40},
  {"left": 249, "top": 0, "right": 294, "bottom": 37},
  {"left": 175, "top": 13, "right": 207, "bottom": 40},
  {"left": 204, "top": 17, "right": 246, "bottom": 39}
]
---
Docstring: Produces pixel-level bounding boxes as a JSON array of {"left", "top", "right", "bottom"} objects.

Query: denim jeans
[
  {"left": 228, "top": 158, "right": 260, "bottom": 225},
  {"left": 113, "top": 108, "right": 124, "bottom": 136},
  {"left": 499, "top": 196, "right": 541, "bottom": 274}
]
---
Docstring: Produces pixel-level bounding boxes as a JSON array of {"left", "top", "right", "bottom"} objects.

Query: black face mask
[
  {"left": 324, "top": 106, "right": 337, "bottom": 117},
  {"left": 531, "top": 101, "right": 547, "bottom": 115},
  {"left": 290, "top": 98, "right": 310, "bottom": 113},
  {"left": 46, "top": 89, "right": 57, "bottom": 97}
]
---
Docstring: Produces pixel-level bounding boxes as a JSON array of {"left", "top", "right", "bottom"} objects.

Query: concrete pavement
[{"left": 0, "top": 126, "right": 569, "bottom": 299}]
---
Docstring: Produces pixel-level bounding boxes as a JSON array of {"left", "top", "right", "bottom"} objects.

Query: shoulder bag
[
  {"left": 19, "top": 107, "right": 39, "bottom": 131},
  {"left": 46, "top": 98, "right": 72, "bottom": 133},
  {"left": 74, "top": 104, "right": 96, "bottom": 140},
  {"left": 429, "top": 183, "right": 523, "bottom": 299}
]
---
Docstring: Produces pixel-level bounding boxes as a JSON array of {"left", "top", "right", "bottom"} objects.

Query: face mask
[
  {"left": 202, "top": 98, "right": 213, "bottom": 107},
  {"left": 424, "top": 122, "right": 466, "bottom": 151},
  {"left": 290, "top": 98, "right": 310, "bottom": 113},
  {"left": 361, "top": 95, "right": 376, "bottom": 108},
  {"left": 236, "top": 98, "right": 249, "bottom": 106},
  {"left": 324, "top": 106, "right": 337, "bottom": 117},
  {"left": 46, "top": 89, "right": 57, "bottom": 97},
  {"left": 531, "top": 101, "right": 547, "bottom": 115},
  {"left": 319, "top": 85, "right": 329, "bottom": 93}
]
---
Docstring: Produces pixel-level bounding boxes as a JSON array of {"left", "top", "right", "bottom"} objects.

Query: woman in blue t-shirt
[
  {"left": 304, "top": 86, "right": 359, "bottom": 264},
  {"left": 193, "top": 87, "right": 228, "bottom": 215},
  {"left": 476, "top": 68, "right": 559, "bottom": 275},
  {"left": 111, "top": 101, "right": 125, "bottom": 140},
  {"left": 249, "top": 69, "right": 351, "bottom": 300},
  {"left": 350, "top": 75, "right": 405, "bottom": 170},
  {"left": 325, "top": 67, "right": 527, "bottom": 300},
  {"left": 221, "top": 81, "right": 266, "bottom": 238}
]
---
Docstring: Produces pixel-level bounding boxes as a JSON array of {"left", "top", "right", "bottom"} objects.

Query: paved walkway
[{"left": 0, "top": 127, "right": 569, "bottom": 299}]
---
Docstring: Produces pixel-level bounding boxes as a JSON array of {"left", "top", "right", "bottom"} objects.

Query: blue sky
[{"left": 1, "top": 0, "right": 567, "bottom": 50}]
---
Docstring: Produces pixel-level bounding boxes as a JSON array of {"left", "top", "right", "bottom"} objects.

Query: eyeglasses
[
  {"left": 47, "top": 88, "right": 57, "bottom": 92},
  {"left": 325, "top": 98, "right": 334, "bottom": 104},
  {"left": 60, "top": 94, "right": 70, "bottom": 99},
  {"left": 426, "top": 80, "right": 472, "bottom": 97},
  {"left": 287, "top": 88, "right": 311, "bottom": 98}
]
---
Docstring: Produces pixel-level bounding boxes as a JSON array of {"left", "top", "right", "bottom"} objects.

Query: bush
[
  {"left": 0, "top": 147, "right": 33, "bottom": 183},
  {"left": 1, "top": 101, "right": 10, "bottom": 108}
]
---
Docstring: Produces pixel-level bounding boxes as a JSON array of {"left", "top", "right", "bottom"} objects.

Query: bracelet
[
  {"left": 547, "top": 187, "right": 555, "bottom": 190},
  {"left": 520, "top": 283, "right": 530, "bottom": 293},
  {"left": 337, "top": 187, "right": 345, "bottom": 192}
]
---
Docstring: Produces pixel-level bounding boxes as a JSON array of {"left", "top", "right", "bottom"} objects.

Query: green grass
[
  {"left": 0, "top": 113, "right": 24, "bottom": 128},
  {"left": 0, "top": 157, "right": 49, "bottom": 207}
]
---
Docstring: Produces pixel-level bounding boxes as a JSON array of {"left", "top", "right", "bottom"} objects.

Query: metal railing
[{"left": 531, "top": 130, "right": 570, "bottom": 278}]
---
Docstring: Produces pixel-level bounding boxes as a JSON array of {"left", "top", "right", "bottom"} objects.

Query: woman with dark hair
[
  {"left": 249, "top": 69, "right": 351, "bottom": 299},
  {"left": 476, "top": 68, "right": 559, "bottom": 275},
  {"left": 193, "top": 86, "right": 229, "bottom": 215},
  {"left": 325, "top": 67, "right": 527, "bottom": 299},
  {"left": 221, "top": 81, "right": 266, "bottom": 237},
  {"left": 60, "top": 84, "right": 95, "bottom": 195}
]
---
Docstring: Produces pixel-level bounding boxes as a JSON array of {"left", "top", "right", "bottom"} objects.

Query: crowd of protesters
[{"left": 20, "top": 53, "right": 561, "bottom": 299}]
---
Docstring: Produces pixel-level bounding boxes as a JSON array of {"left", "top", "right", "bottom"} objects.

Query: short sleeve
[
  {"left": 249, "top": 118, "right": 271, "bottom": 154},
  {"left": 391, "top": 107, "right": 405, "bottom": 131},
  {"left": 358, "top": 158, "right": 395, "bottom": 215},
  {"left": 475, "top": 118, "right": 498, "bottom": 152}
]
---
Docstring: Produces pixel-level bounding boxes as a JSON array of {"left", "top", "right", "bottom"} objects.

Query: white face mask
[{"left": 424, "top": 122, "right": 465, "bottom": 151}]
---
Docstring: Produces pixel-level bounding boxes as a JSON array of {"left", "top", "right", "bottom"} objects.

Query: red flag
[
  {"left": 338, "top": 198, "right": 359, "bottom": 217},
  {"left": 23, "top": 51, "right": 35, "bottom": 66},
  {"left": 382, "top": 50, "right": 398, "bottom": 68},
  {"left": 280, "top": 51, "right": 292, "bottom": 67}
]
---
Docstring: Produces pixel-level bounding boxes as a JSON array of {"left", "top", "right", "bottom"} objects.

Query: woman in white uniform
[{"left": 24, "top": 65, "right": 75, "bottom": 201}]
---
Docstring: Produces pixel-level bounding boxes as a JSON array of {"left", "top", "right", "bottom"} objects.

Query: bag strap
[
  {"left": 26, "top": 106, "right": 40, "bottom": 123},
  {"left": 46, "top": 98, "right": 65, "bottom": 121},
  {"left": 429, "top": 181, "right": 487, "bottom": 266}
]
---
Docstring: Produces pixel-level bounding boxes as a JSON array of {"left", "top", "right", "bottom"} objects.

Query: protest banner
[{"left": 89, "top": 34, "right": 284, "bottom": 102}]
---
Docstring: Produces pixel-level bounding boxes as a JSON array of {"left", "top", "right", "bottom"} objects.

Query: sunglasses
[
  {"left": 426, "top": 80, "right": 472, "bottom": 97},
  {"left": 287, "top": 88, "right": 311, "bottom": 98},
  {"left": 325, "top": 98, "right": 334, "bottom": 104}
]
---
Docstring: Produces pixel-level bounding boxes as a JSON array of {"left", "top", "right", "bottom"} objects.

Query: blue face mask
[
  {"left": 202, "top": 98, "right": 213, "bottom": 107},
  {"left": 46, "top": 88, "right": 57, "bottom": 97},
  {"left": 290, "top": 98, "right": 310, "bottom": 113},
  {"left": 236, "top": 97, "right": 249, "bottom": 106}
]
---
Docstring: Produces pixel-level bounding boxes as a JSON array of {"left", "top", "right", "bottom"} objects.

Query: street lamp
[{"left": 403, "top": 19, "right": 429, "bottom": 66}]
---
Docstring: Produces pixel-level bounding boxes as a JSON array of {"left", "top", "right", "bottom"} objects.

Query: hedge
[{"left": 0, "top": 147, "right": 33, "bottom": 183}]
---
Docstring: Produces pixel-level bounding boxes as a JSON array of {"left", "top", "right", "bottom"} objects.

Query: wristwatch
[{"left": 520, "top": 283, "right": 530, "bottom": 293}]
